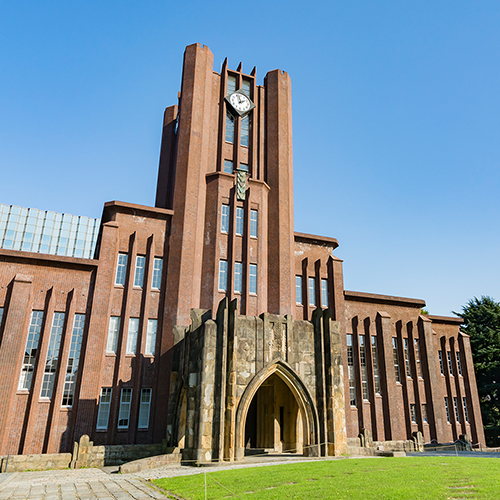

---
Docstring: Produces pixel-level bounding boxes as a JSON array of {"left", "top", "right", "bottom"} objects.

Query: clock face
[{"left": 229, "top": 92, "right": 251, "bottom": 113}]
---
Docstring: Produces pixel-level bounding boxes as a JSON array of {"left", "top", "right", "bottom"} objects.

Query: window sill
[
  {"left": 38, "top": 399, "right": 51, "bottom": 404},
  {"left": 105, "top": 353, "right": 117, "bottom": 357},
  {"left": 151, "top": 288, "right": 160, "bottom": 293},
  {"left": 114, "top": 284, "right": 125, "bottom": 289},
  {"left": 132, "top": 286, "right": 143, "bottom": 290},
  {"left": 60, "top": 407, "right": 73, "bottom": 412},
  {"left": 125, "top": 354, "right": 136, "bottom": 358},
  {"left": 95, "top": 429, "right": 108, "bottom": 433},
  {"left": 16, "top": 390, "right": 29, "bottom": 395}
]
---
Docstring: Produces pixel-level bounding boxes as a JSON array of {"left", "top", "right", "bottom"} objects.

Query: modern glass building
[{"left": 0, "top": 203, "right": 100, "bottom": 259}]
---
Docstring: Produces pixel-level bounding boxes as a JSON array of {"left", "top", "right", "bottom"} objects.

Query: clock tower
[{"left": 155, "top": 43, "right": 296, "bottom": 330}]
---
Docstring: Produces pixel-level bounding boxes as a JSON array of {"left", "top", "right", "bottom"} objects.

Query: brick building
[{"left": 0, "top": 43, "right": 484, "bottom": 460}]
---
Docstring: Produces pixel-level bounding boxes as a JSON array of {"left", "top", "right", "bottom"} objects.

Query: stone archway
[{"left": 234, "top": 361, "right": 320, "bottom": 460}]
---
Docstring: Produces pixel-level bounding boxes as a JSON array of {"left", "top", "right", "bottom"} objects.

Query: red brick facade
[{"left": 0, "top": 43, "right": 485, "bottom": 455}]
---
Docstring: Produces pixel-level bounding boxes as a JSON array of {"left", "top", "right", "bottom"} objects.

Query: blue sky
[{"left": 1, "top": 1, "right": 499, "bottom": 315}]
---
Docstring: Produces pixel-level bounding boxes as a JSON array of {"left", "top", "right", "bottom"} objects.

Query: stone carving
[
  {"left": 236, "top": 170, "right": 247, "bottom": 201},
  {"left": 270, "top": 321, "right": 287, "bottom": 360}
]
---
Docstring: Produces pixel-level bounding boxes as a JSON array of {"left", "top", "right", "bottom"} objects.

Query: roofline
[
  {"left": 0, "top": 248, "right": 98, "bottom": 269},
  {"left": 344, "top": 290, "right": 426, "bottom": 308},
  {"left": 294, "top": 232, "right": 339, "bottom": 249},
  {"left": 427, "top": 315, "right": 463, "bottom": 325},
  {"left": 103, "top": 201, "right": 174, "bottom": 217}
]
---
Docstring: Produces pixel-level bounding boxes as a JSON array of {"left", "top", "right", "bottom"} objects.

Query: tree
[{"left": 455, "top": 296, "right": 500, "bottom": 447}]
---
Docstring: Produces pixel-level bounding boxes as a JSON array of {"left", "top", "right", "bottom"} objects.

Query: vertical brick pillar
[
  {"left": 0, "top": 275, "right": 33, "bottom": 454},
  {"left": 156, "top": 43, "right": 215, "bottom": 440},
  {"left": 265, "top": 69, "right": 294, "bottom": 316},
  {"left": 418, "top": 315, "right": 446, "bottom": 442},
  {"left": 73, "top": 221, "right": 119, "bottom": 441},
  {"left": 376, "top": 311, "right": 403, "bottom": 441},
  {"left": 459, "top": 332, "right": 485, "bottom": 445}
]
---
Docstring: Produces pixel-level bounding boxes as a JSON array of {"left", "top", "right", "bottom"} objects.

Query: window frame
[
  {"left": 250, "top": 210, "right": 258, "bottom": 238},
  {"left": 133, "top": 255, "right": 146, "bottom": 288},
  {"left": 106, "top": 316, "right": 121, "bottom": 354},
  {"left": 126, "top": 317, "right": 140, "bottom": 355},
  {"left": 221, "top": 205, "right": 230, "bottom": 233},
  {"left": 138, "top": 388, "right": 152, "bottom": 429},
  {"left": 218, "top": 260, "right": 228, "bottom": 292},
  {"left": 235, "top": 207, "right": 244, "bottom": 236},
  {"left": 249, "top": 264, "right": 257, "bottom": 295},
  {"left": 115, "top": 253, "right": 128, "bottom": 286},
  {"left": 96, "top": 387, "right": 113, "bottom": 430},
  {"left": 117, "top": 387, "right": 133, "bottom": 429},
  {"left": 152, "top": 257, "right": 163, "bottom": 290}
]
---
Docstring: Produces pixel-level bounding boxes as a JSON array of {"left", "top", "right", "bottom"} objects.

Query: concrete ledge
[{"left": 119, "top": 452, "right": 182, "bottom": 474}]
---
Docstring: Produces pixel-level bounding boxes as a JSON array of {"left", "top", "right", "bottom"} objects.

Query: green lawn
[{"left": 152, "top": 457, "right": 500, "bottom": 499}]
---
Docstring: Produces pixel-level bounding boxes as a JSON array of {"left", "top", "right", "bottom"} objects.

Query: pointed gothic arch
[{"left": 234, "top": 360, "right": 320, "bottom": 459}]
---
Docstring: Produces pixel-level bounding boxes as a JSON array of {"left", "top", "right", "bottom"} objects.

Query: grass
[{"left": 153, "top": 456, "right": 500, "bottom": 499}]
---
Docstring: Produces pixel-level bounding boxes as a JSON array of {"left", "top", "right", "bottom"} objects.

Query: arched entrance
[
  {"left": 244, "top": 373, "right": 303, "bottom": 454},
  {"left": 234, "top": 361, "right": 320, "bottom": 460}
]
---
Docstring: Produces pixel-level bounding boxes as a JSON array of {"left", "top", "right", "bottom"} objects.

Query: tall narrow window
[
  {"left": 115, "top": 253, "right": 128, "bottom": 286},
  {"left": 152, "top": 258, "right": 163, "bottom": 289},
  {"left": 227, "top": 74, "right": 236, "bottom": 94},
  {"left": 235, "top": 207, "right": 244, "bottom": 236},
  {"left": 371, "top": 336, "right": 381, "bottom": 394},
  {"left": 106, "top": 316, "right": 120, "bottom": 354},
  {"left": 19, "top": 311, "right": 44, "bottom": 391},
  {"left": 239, "top": 162, "right": 249, "bottom": 171},
  {"left": 347, "top": 334, "right": 356, "bottom": 406},
  {"left": 118, "top": 388, "right": 132, "bottom": 428},
  {"left": 145, "top": 319, "right": 157, "bottom": 356},
  {"left": 126, "top": 318, "right": 139, "bottom": 355},
  {"left": 359, "top": 335, "right": 369, "bottom": 401},
  {"left": 456, "top": 352, "right": 463, "bottom": 376},
  {"left": 321, "top": 279, "right": 328, "bottom": 307},
  {"left": 463, "top": 397, "right": 469, "bottom": 423},
  {"left": 453, "top": 397, "right": 460, "bottom": 423},
  {"left": 308, "top": 278, "right": 316, "bottom": 306},
  {"left": 0, "top": 306, "right": 3, "bottom": 327},
  {"left": 393, "top": 337, "right": 401, "bottom": 382},
  {"left": 225, "top": 112, "right": 235, "bottom": 143},
  {"left": 138, "top": 388, "right": 152, "bottom": 429},
  {"left": 249, "top": 264, "right": 257, "bottom": 294},
  {"left": 438, "top": 351, "right": 445, "bottom": 375},
  {"left": 410, "top": 404, "right": 417, "bottom": 423},
  {"left": 444, "top": 397, "right": 451, "bottom": 423},
  {"left": 218, "top": 260, "right": 228, "bottom": 292},
  {"left": 224, "top": 159, "right": 233, "bottom": 173},
  {"left": 240, "top": 115, "right": 250, "bottom": 147},
  {"left": 403, "top": 338, "right": 412, "bottom": 378},
  {"left": 41, "top": 312, "right": 65, "bottom": 399},
  {"left": 414, "top": 338, "right": 422, "bottom": 378},
  {"left": 422, "top": 403, "right": 428, "bottom": 423},
  {"left": 96, "top": 388, "right": 112, "bottom": 430},
  {"left": 221, "top": 205, "right": 230, "bottom": 233},
  {"left": 134, "top": 255, "right": 146, "bottom": 288},
  {"left": 234, "top": 262, "right": 243, "bottom": 294},
  {"left": 295, "top": 276, "right": 303, "bottom": 305},
  {"left": 241, "top": 78, "right": 251, "bottom": 97},
  {"left": 250, "top": 210, "right": 258, "bottom": 238},
  {"left": 62, "top": 313, "right": 85, "bottom": 407},
  {"left": 447, "top": 351, "right": 454, "bottom": 376}
]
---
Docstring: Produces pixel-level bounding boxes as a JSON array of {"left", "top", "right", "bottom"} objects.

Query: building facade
[{"left": 0, "top": 43, "right": 484, "bottom": 460}]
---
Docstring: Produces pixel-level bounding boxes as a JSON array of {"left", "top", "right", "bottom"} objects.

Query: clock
[{"left": 225, "top": 90, "right": 255, "bottom": 117}]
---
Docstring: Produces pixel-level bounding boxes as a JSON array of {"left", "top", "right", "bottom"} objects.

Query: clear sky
[{"left": 1, "top": 1, "right": 499, "bottom": 316}]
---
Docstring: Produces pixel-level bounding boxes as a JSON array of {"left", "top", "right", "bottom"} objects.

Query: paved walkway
[{"left": 0, "top": 455, "right": 334, "bottom": 500}]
